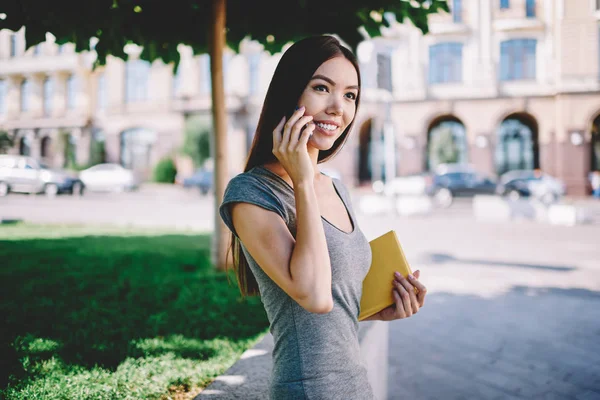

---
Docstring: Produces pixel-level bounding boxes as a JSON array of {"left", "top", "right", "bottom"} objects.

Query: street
[{"left": 2, "top": 186, "right": 599, "bottom": 399}]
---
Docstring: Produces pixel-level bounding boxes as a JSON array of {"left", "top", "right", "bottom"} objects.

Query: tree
[
  {"left": 0, "top": 0, "right": 449, "bottom": 270},
  {"left": 182, "top": 115, "right": 212, "bottom": 168}
]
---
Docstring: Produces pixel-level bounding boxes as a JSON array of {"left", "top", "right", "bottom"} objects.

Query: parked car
[
  {"left": 78, "top": 163, "right": 139, "bottom": 192},
  {"left": 0, "top": 155, "right": 84, "bottom": 197},
  {"left": 376, "top": 164, "right": 497, "bottom": 208},
  {"left": 180, "top": 168, "right": 213, "bottom": 195},
  {"left": 424, "top": 165, "right": 497, "bottom": 208},
  {"left": 496, "top": 170, "right": 566, "bottom": 204}
]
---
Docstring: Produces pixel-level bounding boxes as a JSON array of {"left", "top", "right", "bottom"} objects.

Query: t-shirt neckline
[{"left": 254, "top": 165, "right": 356, "bottom": 235}]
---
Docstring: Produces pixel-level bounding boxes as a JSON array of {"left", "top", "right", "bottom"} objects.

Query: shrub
[{"left": 153, "top": 158, "right": 177, "bottom": 183}]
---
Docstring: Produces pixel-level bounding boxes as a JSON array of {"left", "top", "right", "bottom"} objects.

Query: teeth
[{"left": 316, "top": 123, "right": 337, "bottom": 131}]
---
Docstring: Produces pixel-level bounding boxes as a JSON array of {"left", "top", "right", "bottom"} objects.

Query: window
[
  {"left": 452, "top": 0, "right": 462, "bottom": 23},
  {"left": 526, "top": 0, "right": 536, "bottom": 18},
  {"left": 125, "top": 59, "right": 150, "bottom": 103},
  {"left": 376, "top": 53, "right": 393, "bottom": 91},
  {"left": 172, "top": 65, "right": 181, "bottom": 98},
  {"left": 66, "top": 74, "right": 77, "bottom": 109},
  {"left": 199, "top": 55, "right": 211, "bottom": 94},
  {"left": 0, "top": 80, "right": 6, "bottom": 114},
  {"left": 199, "top": 54, "right": 231, "bottom": 94},
  {"left": 20, "top": 79, "right": 31, "bottom": 112},
  {"left": 500, "top": 39, "right": 537, "bottom": 81},
  {"left": 10, "top": 34, "right": 17, "bottom": 57},
  {"left": 429, "top": 42, "right": 463, "bottom": 84},
  {"left": 43, "top": 77, "right": 53, "bottom": 116},
  {"left": 97, "top": 73, "right": 106, "bottom": 109},
  {"left": 500, "top": 0, "right": 510, "bottom": 9},
  {"left": 248, "top": 53, "right": 260, "bottom": 96}
]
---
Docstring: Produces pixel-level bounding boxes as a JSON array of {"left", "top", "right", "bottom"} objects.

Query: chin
[{"left": 309, "top": 136, "right": 337, "bottom": 151}]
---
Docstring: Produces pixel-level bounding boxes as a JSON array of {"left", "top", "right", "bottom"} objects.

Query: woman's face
[{"left": 296, "top": 56, "right": 359, "bottom": 151}]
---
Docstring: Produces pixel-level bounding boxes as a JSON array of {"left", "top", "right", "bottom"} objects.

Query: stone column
[
  {"left": 469, "top": 134, "right": 495, "bottom": 176},
  {"left": 30, "top": 129, "right": 42, "bottom": 159},
  {"left": 73, "top": 127, "right": 91, "bottom": 167},
  {"left": 104, "top": 131, "right": 121, "bottom": 164}
]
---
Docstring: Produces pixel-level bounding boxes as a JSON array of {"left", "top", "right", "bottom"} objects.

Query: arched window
[
  {"left": 495, "top": 116, "right": 539, "bottom": 175},
  {"left": 427, "top": 118, "right": 468, "bottom": 171},
  {"left": 120, "top": 128, "right": 157, "bottom": 174},
  {"left": 19, "top": 136, "right": 31, "bottom": 156},
  {"left": 591, "top": 115, "right": 600, "bottom": 172},
  {"left": 41, "top": 136, "right": 52, "bottom": 158}
]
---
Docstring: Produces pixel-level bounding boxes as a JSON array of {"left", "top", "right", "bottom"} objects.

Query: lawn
[{"left": 0, "top": 223, "right": 269, "bottom": 399}]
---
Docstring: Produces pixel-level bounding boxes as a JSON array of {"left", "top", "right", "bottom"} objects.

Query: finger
[
  {"left": 394, "top": 281, "right": 412, "bottom": 317},
  {"left": 272, "top": 116, "right": 286, "bottom": 149},
  {"left": 392, "top": 288, "right": 407, "bottom": 319},
  {"left": 408, "top": 273, "right": 427, "bottom": 307},
  {"left": 414, "top": 270, "right": 421, "bottom": 280},
  {"left": 281, "top": 106, "right": 306, "bottom": 148},
  {"left": 398, "top": 276, "right": 419, "bottom": 314},
  {"left": 299, "top": 123, "right": 315, "bottom": 146},
  {"left": 288, "top": 115, "right": 313, "bottom": 149}
]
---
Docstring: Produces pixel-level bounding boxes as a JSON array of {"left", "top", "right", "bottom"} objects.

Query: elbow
[
  {"left": 310, "top": 299, "right": 334, "bottom": 314},
  {"left": 296, "top": 293, "right": 334, "bottom": 314}
]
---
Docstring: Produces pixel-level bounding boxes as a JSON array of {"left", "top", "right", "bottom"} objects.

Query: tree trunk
[{"left": 210, "top": 0, "right": 230, "bottom": 271}]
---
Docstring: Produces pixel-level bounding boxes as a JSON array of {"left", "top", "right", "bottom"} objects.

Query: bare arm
[
  {"left": 230, "top": 106, "right": 332, "bottom": 313},
  {"left": 231, "top": 184, "right": 332, "bottom": 313}
]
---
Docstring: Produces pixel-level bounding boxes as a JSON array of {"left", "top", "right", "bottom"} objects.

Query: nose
[{"left": 326, "top": 95, "right": 343, "bottom": 116}]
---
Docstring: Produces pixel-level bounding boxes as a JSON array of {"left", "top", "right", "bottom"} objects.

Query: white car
[{"left": 78, "top": 163, "right": 139, "bottom": 192}]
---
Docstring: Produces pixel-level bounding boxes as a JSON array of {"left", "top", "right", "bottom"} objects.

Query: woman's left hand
[{"left": 376, "top": 270, "right": 427, "bottom": 322}]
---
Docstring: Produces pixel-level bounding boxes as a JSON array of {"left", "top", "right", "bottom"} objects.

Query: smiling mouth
[{"left": 314, "top": 122, "right": 339, "bottom": 135}]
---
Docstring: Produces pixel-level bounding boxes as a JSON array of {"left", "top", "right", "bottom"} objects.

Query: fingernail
[
  {"left": 394, "top": 272, "right": 401, "bottom": 279},
  {"left": 408, "top": 274, "right": 414, "bottom": 280}
]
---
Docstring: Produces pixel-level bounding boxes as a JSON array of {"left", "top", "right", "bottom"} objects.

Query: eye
[
  {"left": 345, "top": 92, "right": 357, "bottom": 100},
  {"left": 313, "top": 84, "right": 328, "bottom": 92}
]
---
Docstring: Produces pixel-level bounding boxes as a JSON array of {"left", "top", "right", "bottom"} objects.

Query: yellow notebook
[{"left": 358, "top": 230, "right": 413, "bottom": 321}]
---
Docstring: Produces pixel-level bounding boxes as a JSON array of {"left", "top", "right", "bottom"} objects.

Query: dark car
[
  {"left": 425, "top": 166, "right": 497, "bottom": 208},
  {"left": 496, "top": 170, "right": 566, "bottom": 203},
  {"left": 182, "top": 168, "right": 213, "bottom": 195}
]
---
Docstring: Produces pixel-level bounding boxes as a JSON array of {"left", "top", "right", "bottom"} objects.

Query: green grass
[{"left": 0, "top": 223, "right": 269, "bottom": 399}]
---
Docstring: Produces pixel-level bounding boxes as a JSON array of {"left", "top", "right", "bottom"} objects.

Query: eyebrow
[{"left": 310, "top": 74, "right": 359, "bottom": 90}]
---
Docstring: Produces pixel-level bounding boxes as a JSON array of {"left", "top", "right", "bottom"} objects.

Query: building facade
[
  {"left": 1, "top": 0, "right": 599, "bottom": 194},
  {"left": 0, "top": 32, "right": 269, "bottom": 178},
  {"left": 341, "top": 0, "right": 600, "bottom": 195}
]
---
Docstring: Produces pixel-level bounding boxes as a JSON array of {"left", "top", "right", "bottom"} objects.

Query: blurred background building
[{"left": 0, "top": 0, "right": 599, "bottom": 194}]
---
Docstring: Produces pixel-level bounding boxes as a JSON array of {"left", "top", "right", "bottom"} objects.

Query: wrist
[{"left": 292, "top": 179, "right": 314, "bottom": 190}]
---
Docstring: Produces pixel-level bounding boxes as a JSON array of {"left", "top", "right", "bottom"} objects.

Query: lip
[
  {"left": 313, "top": 120, "right": 341, "bottom": 137},
  {"left": 314, "top": 120, "right": 341, "bottom": 127}
]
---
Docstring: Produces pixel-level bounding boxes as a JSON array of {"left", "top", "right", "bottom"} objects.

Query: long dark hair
[{"left": 228, "top": 35, "right": 362, "bottom": 296}]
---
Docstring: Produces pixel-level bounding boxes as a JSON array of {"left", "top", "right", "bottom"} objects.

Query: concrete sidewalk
[{"left": 359, "top": 215, "right": 600, "bottom": 400}]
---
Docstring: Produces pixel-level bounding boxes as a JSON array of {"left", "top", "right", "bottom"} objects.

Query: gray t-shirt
[{"left": 219, "top": 165, "right": 374, "bottom": 400}]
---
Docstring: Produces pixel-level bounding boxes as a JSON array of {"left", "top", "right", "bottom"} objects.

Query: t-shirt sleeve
[{"left": 219, "top": 174, "right": 288, "bottom": 238}]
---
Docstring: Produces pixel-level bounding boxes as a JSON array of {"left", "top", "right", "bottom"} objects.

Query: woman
[{"left": 219, "top": 36, "right": 427, "bottom": 399}]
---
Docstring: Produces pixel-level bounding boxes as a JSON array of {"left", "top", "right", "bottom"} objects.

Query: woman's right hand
[{"left": 272, "top": 106, "right": 316, "bottom": 186}]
